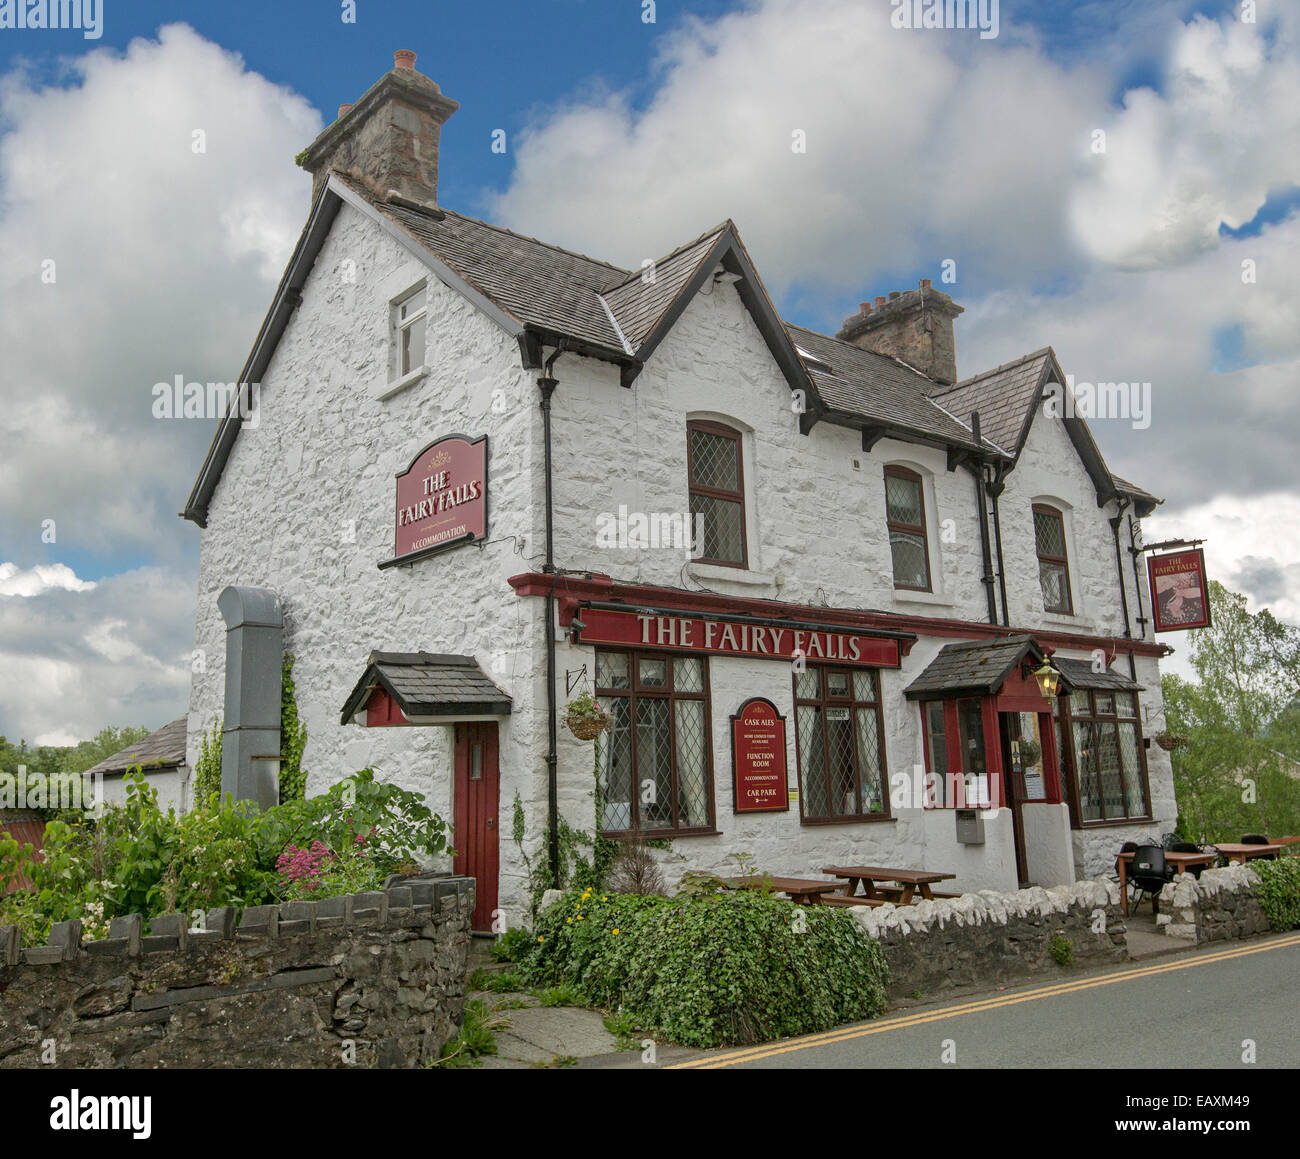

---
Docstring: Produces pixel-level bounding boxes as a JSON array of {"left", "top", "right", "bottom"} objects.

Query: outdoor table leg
[
  {"left": 918, "top": 883, "right": 935, "bottom": 901},
  {"left": 1119, "top": 858, "right": 1129, "bottom": 916},
  {"left": 897, "top": 884, "right": 916, "bottom": 906},
  {"left": 860, "top": 879, "right": 879, "bottom": 900}
]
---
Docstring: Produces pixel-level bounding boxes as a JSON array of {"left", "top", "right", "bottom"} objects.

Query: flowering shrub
[{"left": 0, "top": 767, "right": 447, "bottom": 938}]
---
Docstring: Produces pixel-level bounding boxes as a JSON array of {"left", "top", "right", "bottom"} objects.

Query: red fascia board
[{"left": 506, "top": 572, "right": 1172, "bottom": 660}]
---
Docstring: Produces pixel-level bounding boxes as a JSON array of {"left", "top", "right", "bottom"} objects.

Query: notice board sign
[
  {"left": 381, "top": 434, "right": 488, "bottom": 569},
  {"left": 1147, "top": 548, "right": 1211, "bottom": 632},
  {"left": 731, "top": 698, "right": 789, "bottom": 814}
]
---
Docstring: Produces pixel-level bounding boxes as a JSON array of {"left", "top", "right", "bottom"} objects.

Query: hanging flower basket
[
  {"left": 1154, "top": 732, "right": 1187, "bottom": 752},
  {"left": 565, "top": 693, "right": 612, "bottom": 741},
  {"left": 1017, "top": 738, "right": 1041, "bottom": 768}
]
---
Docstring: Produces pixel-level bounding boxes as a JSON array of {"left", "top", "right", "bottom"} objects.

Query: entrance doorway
[
  {"left": 999, "top": 713, "right": 1030, "bottom": 887},
  {"left": 453, "top": 722, "right": 500, "bottom": 933}
]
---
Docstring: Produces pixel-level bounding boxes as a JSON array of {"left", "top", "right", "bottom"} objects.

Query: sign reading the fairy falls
[{"left": 382, "top": 434, "right": 488, "bottom": 568}]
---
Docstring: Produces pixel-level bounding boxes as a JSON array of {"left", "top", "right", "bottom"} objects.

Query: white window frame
[{"left": 389, "top": 282, "right": 428, "bottom": 387}]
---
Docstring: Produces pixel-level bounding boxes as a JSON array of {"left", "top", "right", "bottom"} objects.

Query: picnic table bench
[
  {"left": 821, "top": 865, "right": 958, "bottom": 906},
  {"left": 1212, "top": 842, "right": 1284, "bottom": 864},
  {"left": 726, "top": 876, "right": 845, "bottom": 904},
  {"left": 1115, "top": 849, "right": 1217, "bottom": 916}
]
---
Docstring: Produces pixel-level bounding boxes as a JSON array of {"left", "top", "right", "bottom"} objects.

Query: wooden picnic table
[
  {"left": 1116, "top": 849, "right": 1216, "bottom": 916},
  {"left": 726, "top": 875, "right": 845, "bottom": 905},
  {"left": 821, "top": 865, "right": 957, "bottom": 906},
  {"left": 1212, "top": 843, "right": 1284, "bottom": 863}
]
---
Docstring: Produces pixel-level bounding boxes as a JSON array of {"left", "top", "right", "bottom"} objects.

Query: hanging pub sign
[
  {"left": 731, "top": 698, "right": 789, "bottom": 814},
  {"left": 380, "top": 434, "right": 488, "bottom": 569},
  {"left": 1147, "top": 548, "right": 1211, "bottom": 632},
  {"left": 572, "top": 607, "right": 904, "bottom": 667}
]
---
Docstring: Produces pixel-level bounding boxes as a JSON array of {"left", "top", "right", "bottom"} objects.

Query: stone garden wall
[
  {"left": 850, "top": 879, "right": 1128, "bottom": 1002},
  {"left": 0, "top": 877, "right": 474, "bottom": 1069},
  {"left": 1154, "top": 865, "right": 1270, "bottom": 944}
]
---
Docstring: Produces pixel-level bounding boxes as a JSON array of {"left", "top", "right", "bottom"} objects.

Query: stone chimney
[
  {"left": 836, "top": 278, "right": 964, "bottom": 385},
  {"left": 298, "top": 50, "right": 459, "bottom": 209}
]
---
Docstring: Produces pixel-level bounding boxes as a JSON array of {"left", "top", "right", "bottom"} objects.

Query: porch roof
[
  {"left": 1053, "top": 657, "right": 1144, "bottom": 692},
  {"left": 339, "top": 651, "right": 511, "bottom": 724},
  {"left": 903, "top": 635, "right": 1045, "bottom": 700}
]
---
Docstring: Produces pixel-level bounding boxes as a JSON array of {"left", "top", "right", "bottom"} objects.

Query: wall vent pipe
[{"left": 217, "top": 585, "right": 284, "bottom": 810}]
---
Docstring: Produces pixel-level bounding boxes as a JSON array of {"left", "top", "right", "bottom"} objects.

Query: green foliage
[
  {"left": 535, "top": 982, "right": 582, "bottom": 1007},
  {"left": 521, "top": 889, "right": 889, "bottom": 1048},
  {"left": 1162, "top": 582, "right": 1300, "bottom": 844},
  {"left": 278, "top": 655, "right": 308, "bottom": 803},
  {"left": 1251, "top": 859, "right": 1300, "bottom": 932},
  {"left": 0, "top": 768, "right": 449, "bottom": 938},
  {"left": 191, "top": 719, "right": 223, "bottom": 808},
  {"left": 602, "top": 1009, "right": 640, "bottom": 1051},
  {"left": 1048, "top": 931, "right": 1074, "bottom": 967},
  {"left": 469, "top": 968, "right": 525, "bottom": 992},
  {"left": 429, "top": 999, "right": 503, "bottom": 1068},
  {"left": 490, "top": 924, "right": 534, "bottom": 964}
]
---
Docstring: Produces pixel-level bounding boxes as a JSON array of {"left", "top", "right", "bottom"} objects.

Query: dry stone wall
[
  {"left": 0, "top": 877, "right": 474, "bottom": 1069},
  {"left": 1155, "top": 865, "right": 1270, "bottom": 943}
]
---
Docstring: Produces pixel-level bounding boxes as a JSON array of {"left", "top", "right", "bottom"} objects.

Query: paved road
[{"left": 668, "top": 933, "right": 1300, "bottom": 1069}]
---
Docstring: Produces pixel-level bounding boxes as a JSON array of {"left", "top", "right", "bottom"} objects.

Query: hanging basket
[
  {"left": 1017, "top": 738, "right": 1041, "bottom": 768},
  {"left": 1154, "top": 732, "right": 1187, "bottom": 752},
  {"left": 565, "top": 695, "right": 612, "bottom": 741}
]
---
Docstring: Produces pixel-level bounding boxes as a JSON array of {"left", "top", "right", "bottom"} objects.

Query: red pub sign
[
  {"left": 573, "top": 607, "right": 903, "bottom": 667},
  {"left": 385, "top": 434, "right": 488, "bottom": 567},
  {"left": 731, "top": 698, "right": 789, "bottom": 813},
  {"left": 1147, "top": 548, "right": 1211, "bottom": 632}
]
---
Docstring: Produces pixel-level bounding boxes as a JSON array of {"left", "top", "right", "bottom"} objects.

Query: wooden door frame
[{"left": 452, "top": 721, "right": 500, "bottom": 935}]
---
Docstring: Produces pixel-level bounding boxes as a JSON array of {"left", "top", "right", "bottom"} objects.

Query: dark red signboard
[
  {"left": 388, "top": 434, "right": 487, "bottom": 565},
  {"left": 731, "top": 698, "right": 789, "bottom": 813},
  {"left": 1147, "top": 548, "right": 1211, "bottom": 632},
  {"left": 573, "top": 607, "right": 902, "bottom": 668}
]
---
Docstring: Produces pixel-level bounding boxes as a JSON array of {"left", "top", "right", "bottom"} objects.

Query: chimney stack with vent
[
  {"left": 298, "top": 50, "right": 458, "bottom": 209},
  {"left": 836, "top": 279, "right": 964, "bottom": 385}
]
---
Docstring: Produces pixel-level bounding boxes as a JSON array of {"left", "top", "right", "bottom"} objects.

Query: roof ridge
[
  {"left": 931, "top": 346, "right": 1055, "bottom": 395},
  {"left": 783, "top": 321, "right": 939, "bottom": 386},
  {"left": 600, "top": 219, "right": 735, "bottom": 294}
]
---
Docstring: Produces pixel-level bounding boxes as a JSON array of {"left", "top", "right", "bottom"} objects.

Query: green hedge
[
  {"left": 520, "top": 889, "right": 889, "bottom": 1048},
  {"left": 1252, "top": 859, "right": 1300, "bottom": 931}
]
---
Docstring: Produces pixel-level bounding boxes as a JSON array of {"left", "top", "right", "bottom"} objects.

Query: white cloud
[{"left": 0, "top": 561, "right": 95, "bottom": 597}]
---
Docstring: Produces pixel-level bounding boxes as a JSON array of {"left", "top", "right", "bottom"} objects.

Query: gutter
[
  {"left": 538, "top": 344, "right": 566, "bottom": 885},
  {"left": 968, "top": 413, "right": 999, "bottom": 626},
  {"left": 986, "top": 465, "right": 1010, "bottom": 627},
  {"left": 1109, "top": 497, "right": 1139, "bottom": 681}
]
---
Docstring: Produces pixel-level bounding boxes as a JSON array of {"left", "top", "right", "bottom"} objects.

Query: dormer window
[
  {"left": 687, "top": 420, "right": 747, "bottom": 567},
  {"left": 884, "top": 466, "right": 931, "bottom": 591},
  {"left": 1033, "top": 504, "right": 1073, "bottom": 614},
  {"left": 392, "top": 284, "right": 427, "bottom": 380}
]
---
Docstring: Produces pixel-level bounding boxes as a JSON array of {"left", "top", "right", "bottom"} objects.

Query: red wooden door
[{"left": 453, "top": 722, "right": 500, "bottom": 933}]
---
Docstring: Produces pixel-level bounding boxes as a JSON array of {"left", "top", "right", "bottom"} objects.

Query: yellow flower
[
  {"left": 602, "top": 896, "right": 608, "bottom": 901},
  {"left": 537, "top": 935, "right": 545, "bottom": 942},
  {"left": 612, "top": 928, "right": 620, "bottom": 936},
  {"left": 577, "top": 915, "right": 584, "bottom": 921},
  {"left": 566, "top": 917, "right": 572, "bottom": 924}
]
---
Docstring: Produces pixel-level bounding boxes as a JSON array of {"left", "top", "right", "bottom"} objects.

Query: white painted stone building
[{"left": 183, "top": 53, "right": 1178, "bottom": 932}]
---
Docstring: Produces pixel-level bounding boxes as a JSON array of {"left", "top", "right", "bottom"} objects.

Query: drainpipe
[
  {"left": 1127, "top": 513, "right": 1147, "bottom": 681},
  {"left": 538, "top": 346, "right": 565, "bottom": 884},
  {"left": 968, "top": 413, "right": 998, "bottom": 626},
  {"left": 986, "top": 467, "right": 1010, "bottom": 627},
  {"left": 1109, "top": 497, "right": 1138, "bottom": 681}
]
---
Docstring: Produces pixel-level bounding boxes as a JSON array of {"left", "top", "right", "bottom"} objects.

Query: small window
[
  {"left": 687, "top": 421, "right": 747, "bottom": 567},
  {"left": 392, "top": 285, "right": 427, "bottom": 379},
  {"left": 884, "top": 467, "right": 931, "bottom": 591},
  {"left": 793, "top": 666, "right": 888, "bottom": 822},
  {"left": 1033, "top": 504, "right": 1073, "bottom": 614}
]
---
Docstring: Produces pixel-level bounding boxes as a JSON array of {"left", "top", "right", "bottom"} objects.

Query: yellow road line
[{"left": 668, "top": 932, "right": 1300, "bottom": 1069}]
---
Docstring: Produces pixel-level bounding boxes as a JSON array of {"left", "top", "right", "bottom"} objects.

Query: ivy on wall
[
  {"left": 278, "top": 655, "right": 308, "bottom": 803},
  {"left": 191, "top": 718, "right": 223, "bottom": 807}
]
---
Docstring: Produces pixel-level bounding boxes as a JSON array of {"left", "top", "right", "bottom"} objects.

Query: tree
[{"left": 1163, "top": 582, "right": 1300, "bottom": 842}]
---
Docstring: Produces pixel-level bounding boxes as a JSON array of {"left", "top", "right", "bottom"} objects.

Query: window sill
[
  {"left": 799, "top": 814, "right": 897, "bottom": 826},
  {"left": 1076, "top": 816, "right": 1155, "bottom": 829},
  {"left": 891, "top": 588, "right": 955, "bottom": 609},
  {"left": 372, "top": 365, "right": 428, "bottom": 402},
  {"left": 599, "top": 828, "right": 721, "bottom": 840},
  {"left": 687, "top": 562, "right": 774, "bottom": 587},
  {"left": 1038, "top": 610, "right": 1092, "bottom": 630}
]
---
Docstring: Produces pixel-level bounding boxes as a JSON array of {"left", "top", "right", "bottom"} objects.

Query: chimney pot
[
  {"left": 337, "top": 104, "right": 354, "bottom": 120},
  {"left": 919, "top": 278, "right": 932, "bottom": 290},
  {"left": 860, "top": 302, "right": 873, "bottom": 314},
  {"left": 888, "top": 291, "right": 901, "bottom": 301},
  {"left": 837, "top": 281, "right": 964, "bottom": 385},
  {"left": 874, "top": 295, "right": 887, "bottom": 308},
  {"left": 394, "top": 49, "right": 417, "bottom": 70}
]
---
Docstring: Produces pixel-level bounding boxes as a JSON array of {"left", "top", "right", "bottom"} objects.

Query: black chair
[
  {"left": 1241, "top": 834, "right": 1276, "bottom": 861},
  {"left": 1113, "top": 840, "right": 1138, "bottom": 882},
  {"left": 1168, "top": 841, "right": 1208, "bottom": 879},
  {"left": 1129, "top": 845, "right": 1176, "bottom": 915}
]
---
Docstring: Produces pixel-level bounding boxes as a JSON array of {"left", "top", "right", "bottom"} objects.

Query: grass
[
  {"left": 535, "top": 982, "right": 583, "bottom": 1007},
  {"left": 427, "top": 999, "right": 508, "bottom": 1069},
  {"left": 468, "top": 967, "right": 526, "bottom": 993}
]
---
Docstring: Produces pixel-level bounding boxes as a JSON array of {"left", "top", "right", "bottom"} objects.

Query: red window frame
[
  {"left": 687, "top": 420, "right": 748, "bottom": 569},
  {"left": 1033, "top": 504, "right": 1073, "bottom": 614},
  {"left": 884, "top": 466, "right": 931, "bottom": 592}
]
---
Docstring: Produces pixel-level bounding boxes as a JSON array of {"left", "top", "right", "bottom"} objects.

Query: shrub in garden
[
  {"left": 0, "top": 767, "right": 449, "bottom": 941},
  {"left": 521, "top": 888, "right": 889, "bottom": 1048},
  {"left": 1252, "top": 859, "right": 1300, "bottom": 931}
]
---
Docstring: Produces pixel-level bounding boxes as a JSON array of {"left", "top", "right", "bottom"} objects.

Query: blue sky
[{"left": 1, "top": 0, "right": 1298, "bottom": 743}]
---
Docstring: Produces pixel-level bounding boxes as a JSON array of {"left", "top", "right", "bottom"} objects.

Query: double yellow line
[{"left": 668, "top": 932, "right": 1300, "bottom": 1068}]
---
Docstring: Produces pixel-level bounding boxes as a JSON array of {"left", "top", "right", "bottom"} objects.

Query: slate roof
[
  {"left": 1110, "top": 474, "right": 1162, "bottom": 509},
  {"left": 82, "top": 718, "right": 188, "bottom": 777},
  {"left": 339, "top": 651, "right": 511, "bottom": 724},
  {"left": 1054, "top": 657, "right": 1143, "bottom": 692},
  {"left": 927, "top": 349, "right": 1053, "bottom": 455},
  {"left": 904, "top": 635, "right": 1044, "bottom": 700},
  {"left": 787, "top": 325, "right": 1003, "bottom": 454}
]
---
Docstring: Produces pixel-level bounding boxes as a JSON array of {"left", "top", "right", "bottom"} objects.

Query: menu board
[{"left": 731, "top": 698, "right": 789, "bottom": 813}]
